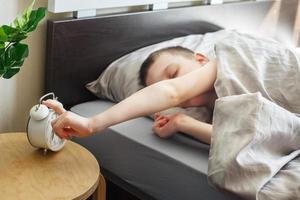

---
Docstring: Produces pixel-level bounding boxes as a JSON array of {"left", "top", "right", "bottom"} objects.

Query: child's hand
[
  {"left": 42, "top": 99, "right": 66, "bottom": 115},
  {"left": 51, "top": 111, "right": 94, "bottom": 139},
  {"left": 43, "top": 100, "right": 93, "bottom": 139},
  {"left": 152, "top": 113, "right": 183, "bottom": 138}
]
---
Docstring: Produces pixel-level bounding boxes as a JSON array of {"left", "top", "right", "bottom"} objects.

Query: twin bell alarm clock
[{"left": 26, "top": 93, "right": 66, "bottom": 154}]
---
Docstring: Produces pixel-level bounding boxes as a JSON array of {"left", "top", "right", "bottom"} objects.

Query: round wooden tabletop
[{"left": 0, "top": 132, "right": 106, "bottom": 200}]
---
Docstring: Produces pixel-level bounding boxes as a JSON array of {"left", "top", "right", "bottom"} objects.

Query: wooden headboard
[{"left": 45, "top": 5, "right": 224, "bottom": 108}]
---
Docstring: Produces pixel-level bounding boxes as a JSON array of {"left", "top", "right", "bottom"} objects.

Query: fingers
[
  {"left": 153, "top": 113, "right": 171, "bottom": 128},
  {"left": 154, "top": 113, "right": 168, "bottom": 121},
  {"left": 43, "top": 99, "right": 66, "bottom": 115},
  {"left": 56, "top": 129, "right": 71, "bottom": 140},
  {"left": 62, "top": 128, "right": 74, "bottom": 140},
  {"left": 51, "top": 111, "right": 92, "bottom": 139},
  {"left": 56, "top": 127, "right": 74, "bottom": 140},
  {"left": 154, "top": 118, "right": 169, "bottom": 128},
  {"left": 51, "top": 113, "right": 72, "bottom": 139},
  {"left": 159, "top": 118, "right": 169, "bottom": 126},
  {"left": 154, "top": 113, "right": 161, "bottom": 120},
  {"left": 152, "top": 114, "right": 178, "bottom": 139},
  {"left": 152, "top": 123, "right": 172, "bottom": 138},
  {"left": 154, "top": 113, "right": 167, "bottom": 120}
]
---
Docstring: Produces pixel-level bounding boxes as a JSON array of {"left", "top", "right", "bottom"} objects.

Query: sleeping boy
[{"left": 43, "top": 46, "right": 217, "bottom": 144}]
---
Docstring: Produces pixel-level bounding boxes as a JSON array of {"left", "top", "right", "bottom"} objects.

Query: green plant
[{"left": 0, "top": 0, "right": 46, "bottom": 79}]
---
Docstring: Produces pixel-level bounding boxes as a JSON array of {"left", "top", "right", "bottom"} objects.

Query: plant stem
[
  {"left": 5, "top": 42, "right": 13, "bottom": 51},
  {"left": 0, "top": 42, "right": 13, "bottom": 57}
]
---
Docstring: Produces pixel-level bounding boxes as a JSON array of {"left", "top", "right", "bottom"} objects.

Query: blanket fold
[{"left": 208, "top": 31, "right": 300, "bottom": 200}]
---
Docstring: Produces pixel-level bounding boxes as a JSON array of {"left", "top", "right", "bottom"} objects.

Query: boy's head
[{"left": 139, "top": 46, "right": 209, "bottom": 86}]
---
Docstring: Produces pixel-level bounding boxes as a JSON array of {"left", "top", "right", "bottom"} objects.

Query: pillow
[{"left": 86, "top": 30, "right": 229, "bottom": 122}]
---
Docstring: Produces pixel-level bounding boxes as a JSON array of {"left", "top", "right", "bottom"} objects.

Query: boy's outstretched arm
[
  {"left": 45, "top": 60, "right": 217, "bottom": 139},
  {"left": 90, "top": 59, "right": 217, "bottom": 131}
]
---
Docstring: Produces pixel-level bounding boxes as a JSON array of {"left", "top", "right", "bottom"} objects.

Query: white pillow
[{"left": 86, "top": 30, "right": 229, "bottom": 122}]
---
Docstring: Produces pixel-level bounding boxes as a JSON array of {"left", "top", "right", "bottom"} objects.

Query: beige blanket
[{"left": 208, "top": 31, "right": 300, "bottom": 200}]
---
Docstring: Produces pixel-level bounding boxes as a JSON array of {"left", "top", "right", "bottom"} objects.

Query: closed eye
[
  {"left": 172, "top": 70, "right": 178, "bottom": 78},
  {"left": 165, "top": 64, "right": 179, "bottom": 79}
]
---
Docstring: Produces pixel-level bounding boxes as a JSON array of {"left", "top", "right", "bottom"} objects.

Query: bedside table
[{"left": 0, "top": 132, "right": 106, "bottom": 200}]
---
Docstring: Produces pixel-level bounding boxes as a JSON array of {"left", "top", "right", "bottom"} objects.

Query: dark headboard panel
[{"left": 46, "top": 6, "right": 222, "bottom": 108}]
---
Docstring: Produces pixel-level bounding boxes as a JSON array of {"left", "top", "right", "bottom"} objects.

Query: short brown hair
[{"left": 139, "top": 46, "right": 194, "bottom": 86}]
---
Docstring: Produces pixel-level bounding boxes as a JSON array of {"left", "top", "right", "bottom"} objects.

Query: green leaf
[
  {"left": 2, "top": 67, "right": 21, "bottom": 79},
  {"left": 25, "top": 0, "right": 36, "bottom": 21},
  {"left": 0, "top": 42, "right": 4, "bottom": 57},
  {"left": 2, "top": 25, "right": 27, "bottom": 43},
  {"left": 2, "top": 43, "right": 28, "bottom": 79},
  {"left": 0, "top": 42, "right": 4, "bottom": 49},
  {"left": 13, "top": 15, "right": 26, "bottom": 29},
  {"left": 0, "top": 44, "right": 4, "bottom": 63},
  {"left": 0, "top": 55, "right": 4, "bottom": 77},
  {"left": 5, "top": 43, "right": 28, "bottom": 62},
  {"left": 0, "top": 26, "right": 8, "bottom": 42},
  {"left": 12, "top": 0, "right": 36, "bottom": 30},
  {"left": 12, "top": 14, "right": 24, "bottom": 29},
  {"left": 2, "top": 25, "right": 17, "bottom": 35},
  {"left": 0, "top": 0, "right": 46, "bottom": 79},
  {"left": 23, "top": 7, "right": 46, "bottom": 33}
]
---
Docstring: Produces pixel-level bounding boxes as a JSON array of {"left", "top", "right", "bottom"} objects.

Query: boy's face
[{"left": 145, "top": 53, "right": 209, "bottom": 86}]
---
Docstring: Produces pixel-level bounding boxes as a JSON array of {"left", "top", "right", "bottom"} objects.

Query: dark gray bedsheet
[{"left": 71, "top": 100, "right": 241, "bottom": 200}]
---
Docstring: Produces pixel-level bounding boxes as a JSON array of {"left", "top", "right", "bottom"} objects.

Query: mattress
[{"left": 71, "top": 100, "right": 241, "bottom": 200}]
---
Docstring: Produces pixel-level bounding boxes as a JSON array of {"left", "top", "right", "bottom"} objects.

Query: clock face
[{"left": 45, "top": 111, "right": 66, "bottom": 151}]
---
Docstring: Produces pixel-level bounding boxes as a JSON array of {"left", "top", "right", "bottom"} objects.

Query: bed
[{"left": 44, "top": 4, "right": 250, "bottom": 200}]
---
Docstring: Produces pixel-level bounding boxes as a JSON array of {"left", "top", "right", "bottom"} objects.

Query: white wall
[
  {"left": 0, "top": 0, "right": 148, "bottom": 132},
  {"left": 0, "top": 0, "right": 299, "bottom": 133},
  {"left": 0, "top": 0, "right": 57, "bottom": 132}
]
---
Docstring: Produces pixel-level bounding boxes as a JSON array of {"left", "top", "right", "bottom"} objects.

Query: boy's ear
[{"left": 194, "top": 53, "right": 209, "bottom": 64}]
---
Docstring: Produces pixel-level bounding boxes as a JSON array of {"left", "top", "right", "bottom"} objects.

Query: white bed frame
[{"left": 48, "top": 0, "right": 225, "bottom": 17}]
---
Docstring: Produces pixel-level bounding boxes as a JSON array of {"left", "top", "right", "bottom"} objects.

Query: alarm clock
[{"left": 26, "top": 93, "right": 66, "bottom": 153}]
